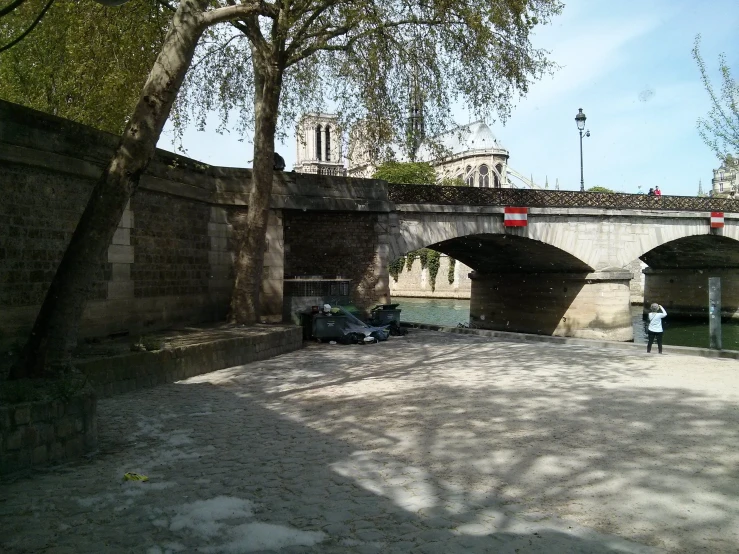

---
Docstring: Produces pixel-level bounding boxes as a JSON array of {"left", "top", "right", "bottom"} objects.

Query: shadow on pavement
[{"left": 2, "top": 330, "right": 737, "bottom": 553}]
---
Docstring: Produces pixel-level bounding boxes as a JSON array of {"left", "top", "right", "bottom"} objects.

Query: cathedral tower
[{"left": 294, "top": 113, "right": 345, "bottom": 175}]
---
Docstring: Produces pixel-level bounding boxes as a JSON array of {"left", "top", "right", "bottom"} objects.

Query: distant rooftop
[{"left": 417, "top": 121, "right": 507, "bottom": 161}]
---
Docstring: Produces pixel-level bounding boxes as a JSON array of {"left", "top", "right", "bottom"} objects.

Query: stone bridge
[
  {"left": 4, "top": 99, "right": 739, "bottom": 346},
  {"left": 386, "top": 185, "right": 739, "bottom": 340}
]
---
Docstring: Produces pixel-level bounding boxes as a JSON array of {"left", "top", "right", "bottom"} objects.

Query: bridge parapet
[{"left": 388, "top": 184, "right": 739, "bottom": 212}]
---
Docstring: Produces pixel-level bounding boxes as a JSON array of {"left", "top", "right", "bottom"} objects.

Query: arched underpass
[
  {"left": 641, "top": 235, "right": 739, "bottom": 318},
  {"left": 423, "top": 234, "right": 633, "bottom": 341},
  {"left": 429, "top": 233, "right": 593, "bottom": 274}
]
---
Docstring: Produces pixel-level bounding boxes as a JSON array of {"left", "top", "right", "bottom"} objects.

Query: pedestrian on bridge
[
  {"left": 647, "top": 303, "right": 667, "bottom": 354},
  {"left": 655, "top": 186, "right": 662, "bottom": 197},
  {"left": 647, "top": 188, "right": 655, "bottom": 196}
]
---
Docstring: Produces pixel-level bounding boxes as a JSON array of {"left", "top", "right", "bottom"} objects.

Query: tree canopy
[
  {"left": 171, "top": 0, "right": 564, "bottom": 158},
  {"left": 0, "top": 0, "right": 169, "bottom": 134},
  {"left": 373, "top": 161, "right": 436, "bottom": 184},
  {"left": 8, "top": 0, "right": 566, "bottom": 378},
  {"left": 586, "top": 186, "right": 615, "bottom": 193},
  {"left": 693, "top": 35, "right": 739, "bottom": 162}
]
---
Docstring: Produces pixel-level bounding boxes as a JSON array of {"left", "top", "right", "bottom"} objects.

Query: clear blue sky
[{"left": 160, "top": 0, "right": 738, "bottom": 196}]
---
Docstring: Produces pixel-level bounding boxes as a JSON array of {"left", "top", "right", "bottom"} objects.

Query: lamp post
[{"left": 575, "top": 108, "right": 590, "bottom": 192}]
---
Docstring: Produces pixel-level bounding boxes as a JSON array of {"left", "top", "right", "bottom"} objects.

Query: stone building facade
[
  {"left": 295, "top": 114, "right": 513, "bottom": 187},
  {"left": 293, "top": 113, "right": 345, "bottom": 176},
  {"left": 712, "top": 156, "right": 739, "bottom": 196},
  {"left": 414, "top": 121, "right": 510, "bottom": 188}
]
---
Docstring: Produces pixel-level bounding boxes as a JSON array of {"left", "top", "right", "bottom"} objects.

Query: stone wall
[
  {"left": 626, "top": 258, "right": 646, "bottom": 304},
  {"left": 283, "top": 210, "right": 389, "bottom": 310},
  {"left": 0, "top": 100, "right": 393, "bottom": 350},
  {"left": 76, "top": 326, "right": 302, "bottom": 398},
  {"left": 470, "top": 271, "right": 633, "bottom": 341},
  {"left": 0, "top": 390, "right": 97, "bottom": 475},
  {"left": 390, "top": 255, "right": 472, "bottom": 299},
  {"left": 644, "top": 268, "right": 739, "bottom": 319},
  {"left": 389, "top": 255, "right": 646, "bottom": 304},
  {"left": 131, "top": 191, "right": 211, "bottom": 298},
  {"left": 1, "top": 164, "right": 108, "bottom": 309}
]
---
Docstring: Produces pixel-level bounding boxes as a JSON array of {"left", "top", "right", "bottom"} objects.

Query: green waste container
[
  {"left": 311, "top": 315, "right": 348, "bottom": 340},
  {"left": 370, "top": 307, "right": 401, "bottom": 326}
]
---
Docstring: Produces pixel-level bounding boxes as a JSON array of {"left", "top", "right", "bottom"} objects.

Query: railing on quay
[{"left": 387, "top": 184, "right": 739, "bottom": 213}]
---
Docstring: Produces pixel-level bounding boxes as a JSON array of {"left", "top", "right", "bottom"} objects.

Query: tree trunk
[
  {"left": 9, "top": 0, "right": 209, "bottom": 379},
  {"left": 230, "top": 61, "right": 283, "bottom": 324}
]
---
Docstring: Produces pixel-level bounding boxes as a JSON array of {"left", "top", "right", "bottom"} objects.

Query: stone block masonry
[
  {"left": 283, "top": 210, "right": 389, "bottom": 310},
  {"left": 75, "top": 325, "right": 302, "bottom": 399},
  {"left": 0, "top": 100, "right": 394, "bottom": 348},
  {"left": 0, "top": 390, "right": 97, "bottom": 475},
  {"left": 0, "top": 165, "right": 108, "bottom": 309},
  {"left": 390, "top": 254, "right": 472, "bottom": 299},
  {"left": 0, "top": 325, "right": 301, "bottom": 475},
  {"left": 131, "top": 191, "right": 210, "bottom": 299}
]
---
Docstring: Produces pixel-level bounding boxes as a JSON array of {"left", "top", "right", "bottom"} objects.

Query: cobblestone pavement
[{"left": 2, "top": 330, "right": 739, "bottom": 553}]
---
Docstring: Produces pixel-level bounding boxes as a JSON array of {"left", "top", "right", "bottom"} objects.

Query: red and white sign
[
  {"left": 711, "top": 211, "right": 724, "bottom": 228},
  {"left": 504, "top": 207, "right": 528, "bottom": 227}
]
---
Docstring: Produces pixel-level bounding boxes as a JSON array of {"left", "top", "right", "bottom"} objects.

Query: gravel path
[{"left": 2, "top": 330, "right": 738, "bottom": 553}]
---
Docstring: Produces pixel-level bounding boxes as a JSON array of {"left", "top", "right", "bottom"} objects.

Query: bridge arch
[
  {"left": 611, "top": 220, "right": 739, "bottom": 270},
  {"left": 391, "top": 211, "right": 595, "bottom": 269},
  {"left": 413, "top": 233, "right": 594, "bottom": 275},
  {"left": 393, "top": 212, "right": 739, "bottom": 272},
  {"left": 640, "top": 234, "right": 739, "bottom": 269},
  {"left": 639, "top": 233, "right": 739, "bottom": 319},
  {"left": 385, "top": 185, "right": 739, "bottom": 336}
]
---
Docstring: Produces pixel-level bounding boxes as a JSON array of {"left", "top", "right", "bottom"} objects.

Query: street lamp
[{"left": 575, "top": 108, "right": 590, "bottom": 192}]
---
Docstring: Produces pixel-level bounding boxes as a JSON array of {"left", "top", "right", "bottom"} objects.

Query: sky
[{"left": 159, "top": 0, "right": 738, "bottom": 196}]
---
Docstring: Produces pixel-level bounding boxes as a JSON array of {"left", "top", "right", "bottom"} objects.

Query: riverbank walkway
[{"left": 2, "top": 330, "right": 738, "bottom": 553}]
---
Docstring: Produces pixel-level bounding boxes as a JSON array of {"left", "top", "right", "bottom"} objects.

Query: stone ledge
[
  {"left": 74, "top": 325, "right": 303, "bottom": 398},
  {"left": 402, "top": 321, "right": 739, "bottom": 360}
]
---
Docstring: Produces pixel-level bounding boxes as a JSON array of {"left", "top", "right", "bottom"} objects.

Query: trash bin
[
  {"left": 369, "top": 304, "right": 401, "bottom": 326},
  {"left": 299, "top": 312, "right": 314, "bottom": 340},
  {"left": 311, "top": 315, "right": 348, "bottom": 340}
]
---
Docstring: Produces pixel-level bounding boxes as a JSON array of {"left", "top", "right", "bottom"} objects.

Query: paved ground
[{"left": 2, "top": 330, "right": 739, "bottom": 553}]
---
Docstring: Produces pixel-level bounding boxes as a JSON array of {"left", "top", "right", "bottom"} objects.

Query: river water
[{"left": 394, "top": 296, "right": 739, "bottom": 349}]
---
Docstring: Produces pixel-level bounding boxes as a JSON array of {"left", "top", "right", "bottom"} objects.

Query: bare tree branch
[
  {"left": 283, "top": 0, "right": 340, "bottom": 58},
  {"left": 0, "top": 0, "right": 54, "bottom": 53},
  {"left": 190, "top": 31, "right": 244, "bottom": 72},
  {"left": 201, "top": 1, "right": 278, "bottom": 26},
  {"left": 287, "top": 17, "right": 443, "bottom": 66},
  {"left": 0, "top": 0, "right": 26, "bottom": 18}
]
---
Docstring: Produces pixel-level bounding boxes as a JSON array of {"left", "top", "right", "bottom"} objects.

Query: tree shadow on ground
[{"left": 1, "top": 330, "right": 736, "bottom": 553}]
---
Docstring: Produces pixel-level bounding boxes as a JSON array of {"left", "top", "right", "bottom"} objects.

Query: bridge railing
[{"left": 387, "top": 184, "right": 739, "bottom": 212}]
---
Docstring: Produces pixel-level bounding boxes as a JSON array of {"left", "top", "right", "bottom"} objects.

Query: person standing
[
  {"left": 655, "top": 186, "right": 662, "bottom": 197},
  {"left": 647, "top": 303, "right": 667, "bottom": 353},
  {"left": 647, "top": 187, "right": 655, "bottom": 196}
]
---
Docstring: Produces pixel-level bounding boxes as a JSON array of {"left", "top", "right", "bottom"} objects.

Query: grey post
[{"left": 709, "top": 277, "right": 721, "bottom": 350}]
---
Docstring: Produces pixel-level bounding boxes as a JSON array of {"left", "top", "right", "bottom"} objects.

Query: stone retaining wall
[
  {"left": 0, "top": 100, "right": 393, "bottom": 350},
  {"left": 75, "top": 326, "right": 302, "bottom": 398},
  {"left": 390, "top": 255, "right": 472, "bottom": 299},
  {"left": 1, "top": 325, "right": 302, "bottom": 475},
  {"left": 0, "top": 390, "right": 97, "bottom": 475}
]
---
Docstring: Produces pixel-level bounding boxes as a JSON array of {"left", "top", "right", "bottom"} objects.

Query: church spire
[
  {"left": 406, "top": 64, "right": 425, "bottom": 162},
  {"left": 698, "top": 179, "right": 704, "bottom": 197}
]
